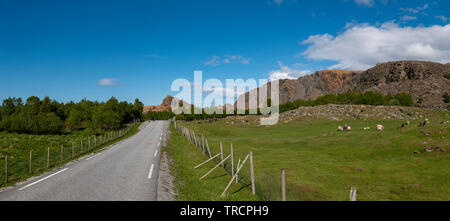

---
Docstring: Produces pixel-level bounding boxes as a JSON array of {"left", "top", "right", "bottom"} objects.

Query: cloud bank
[{"left": 301, "top": 22, "right": 450, "bottom": 70}]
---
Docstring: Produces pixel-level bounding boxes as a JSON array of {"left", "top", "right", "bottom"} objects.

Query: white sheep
[
  {"left": 338, "top": 126, "right": 344, "bottom": 131},
  {"left": 377, "top": 125, "right": 384, "bottom": 131}
]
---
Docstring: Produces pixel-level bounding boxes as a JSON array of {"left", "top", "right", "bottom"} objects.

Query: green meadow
[{"left": 172, "top": 108, "right": 449, "bottom": 201}]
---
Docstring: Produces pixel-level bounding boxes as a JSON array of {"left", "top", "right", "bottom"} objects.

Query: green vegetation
[
  {"left": 279, "top": 91, "right": 414, "bottom": 113},
  {"left": 166, "top": 123, "right": 258, "bottom": 200},
  {"left": 146, "top": 92, "right": 415, "bottom": 121},
  {"left": 176, "top": 110, "right": 450, "bottom": 201},
  {"left": 0, "top": 96, "right": 144, "bottom": 134},
  {"left": 444, "top": 93, "right": 450, "bottom": 103},
  {"left": 444, "top": 73, "right": 450, "bottom": 80},
  {"left": 0, "top": 123, "right": 141, "bottom": 187}
]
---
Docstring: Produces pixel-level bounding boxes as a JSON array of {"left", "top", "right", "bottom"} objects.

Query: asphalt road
[{"left": 0, "top": 120, "right": 169, "bottom": 201}]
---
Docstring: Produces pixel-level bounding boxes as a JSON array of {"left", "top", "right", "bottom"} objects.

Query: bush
[
  {"left": 444, "top": 93, "right": 450, "bottom": 103},
  {"left": 389, "top": 99, "right": 401, "bottom": 106},
  {"left": 394, "top": 92, "right": 414, "bottom": 107},
  {"left": 444, "top": 74, "right": 450, "bottom": 79}
]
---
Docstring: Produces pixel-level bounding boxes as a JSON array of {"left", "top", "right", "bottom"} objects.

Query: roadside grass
[
  {"left": 178, "top": 111, "right": 450, "bottom": 201},
  {"left": 0, "top": 123, "right": 141, "bottom": 188},
  {"left": 166, "top": 123, "right": 259, "bottom": 201}
]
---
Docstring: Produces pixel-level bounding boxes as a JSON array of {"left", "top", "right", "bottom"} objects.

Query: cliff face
[
  {"left": 235, "top": 70, "right": 361, "bottom": 109},
  {"left": 143, "top": 95, "right": 178, "bottom": 113},
  {"left": 236, "top": 60, "right": 450, "bottom": 110}
]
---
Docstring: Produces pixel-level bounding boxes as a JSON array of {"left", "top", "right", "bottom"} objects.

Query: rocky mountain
[
  {"left": 236, "top": 61, "right": 450, "bottom": 110},
  {"left": 143, "top": 95, "right": 178, "bottom": 113}
]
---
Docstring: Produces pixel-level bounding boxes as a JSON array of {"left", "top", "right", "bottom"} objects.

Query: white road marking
[
  {"left": 154, "top": 149, "right": 158, "bottom": 157},
  {"left": 19, "top": 168, "right": 68, "bottom": 191},
  {"left": 86, "top": 154, "right": 101, "bottom": 161},
  {"left": 160, "top": 136, "right": 161, "bottom": 140},
  {"left": 148, "top": 164, "right": 154, "bottom": 179},
  {"left": 158, "top": 142, "right": 160, "bottom": 146}
]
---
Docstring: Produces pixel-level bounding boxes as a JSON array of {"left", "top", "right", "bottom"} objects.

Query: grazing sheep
[
  {"left": 419, "top": 121, "right": 427, "bottom": 127},
  {"left": 338, "top": 126, "right": 344, "bottom": 131},
  {"left": 344, "top": 124, "right": 351, "bottom": 131},
  {"left": 363, "top": 127, "right": 370, "bottom": 130},
  {"left": 377, "top": 125, "right": 384, "bottom": 131}
]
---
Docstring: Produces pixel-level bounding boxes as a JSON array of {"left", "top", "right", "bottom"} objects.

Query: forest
[{"left": 0, "top": 96, "right": 144, "bottom": 135}]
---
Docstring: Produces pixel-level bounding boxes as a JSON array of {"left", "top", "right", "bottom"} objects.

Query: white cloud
[
  {"left": 301, "top": 22, "right": 450, "bottom": 70},
  {"left": 269, "top": 62, "right": 312, "bottom": 81},
  {"left": 204, "top": 55, "right": 250, "bottom": 66},
  {"left": 435, "top": 15, "right": 449, "bottom": 23},
  {"left": 274, "top": 0, "right": 284, "bottom": 5},
  {"left": 400, "top": 15, "right": 417, "bottom": 22},
  {"left": 400, "top": 3, "right": 428, "bottom": 14},
  {"left": 352, "top": 0, "right": 374, "bottom": 7},
  {"left": 98, "top": 78, "right": 120, "bottom": 86}
]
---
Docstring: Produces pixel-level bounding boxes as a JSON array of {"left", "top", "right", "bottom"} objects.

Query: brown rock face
[
  {"left": 236, "top": 60, "right": 450, "bottom": 110},
  {"left": 143, "top": 95, "right": 178, "bottom": 113},
  {"left": 235, "top": 70, "right": 360, "bottom": 109}
]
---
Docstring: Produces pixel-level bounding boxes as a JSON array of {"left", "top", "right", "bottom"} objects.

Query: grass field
[
  {"left": 175, "top": 107, "right": 450, "bottom": 201},
  {"left": 0, "top": 123, "right": 140, "bottom": 187},
  {"left": 166, "top": 123, "right": 259, "bottom": 201}
]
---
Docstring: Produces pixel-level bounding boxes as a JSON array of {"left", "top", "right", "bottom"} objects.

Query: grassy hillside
[
  {"left": 166, "top": 123, "right": 258, "bottom": 201},
  {"left": 176, "top": 106, "right": 449, "bottom": 201},
  {"left": 0, "top": 123, "right": 140, "bottom": 187}
]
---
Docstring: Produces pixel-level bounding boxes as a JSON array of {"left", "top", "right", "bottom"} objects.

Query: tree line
[
  {"left": 144, "top": 91, "right": 415, "bottom": 121},
  {"left": 0, "top": 96, "right": 144, "bottom": 134}
]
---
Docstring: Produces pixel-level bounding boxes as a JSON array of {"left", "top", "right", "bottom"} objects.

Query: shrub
[
  {"left": 444, "top": 93, "right": 450, "bottom": 103},
  {"left": 394, "top": 92, "right": 414, "bottom": 107},
  {"left": 444, "top": 74, "right": 450, "bottom": 79}
]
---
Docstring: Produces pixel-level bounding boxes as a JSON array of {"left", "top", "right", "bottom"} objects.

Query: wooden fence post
[
  {"left": 231, "top": 143, "right": 234, "bottom": 177},
  {"left": 29, "top": 150, "right": 32, "bottom": 174},
  {"left": 350, "top": 187, "right": 357, "bottom": 201},
  {"left": 205, "top": 138, "right": 212, "bottom": 158},
  {"left": 88, "top": 137, "right": 91, "bottom": 149},
  {"left": 72, "top": 142, "right": 74, "bottom": 157},
  {"left": 201, "top": 134, "right": 205, "bottom": 154},
  {"left": 281, "top": 168, "right": 286, "bottom": 201},
  {"left": 47, "top": 147, "right": 50, "bottom": 168},
  {"left": 60, "top": 145, "right": 63, "bottom": 162},
  {"left": 250, "top": 151, "right": 255, "bottom": 195},
  {"left": 236, "top": 159, "right": 241, "bottom": 183},
  {"left": 81, "top": 140, "right": 83, "bottom": 153},
  {"left": 5, "top": 154, "right": 8, "bottom": 184},
  {"left": 220, "top": 141, "right": 224, "bottom": 168}
]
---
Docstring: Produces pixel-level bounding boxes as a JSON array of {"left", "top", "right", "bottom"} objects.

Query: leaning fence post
[
  {"left": 281, "top": 168, "right": 286, "bottom": 201},
  {"left": 250, "top": 151, "right": 255, "bottom": 195},
  {"left": 5, "top": 154, "right": 8, "bottom": 184},
  {"left": 350, "top": 187, "right": 357, "bottom": 201},
  {"left": 220, "top": 141, "right": 224, "bottom": 168},
  {"left": 47, "top": 147, "right": 50, "bottom": 168},
  {"left": 205, "top": 138, "right": 212, "bottom": 158},
  {"left": 29, "top": 150, "right": 32, "bottom": 174}
]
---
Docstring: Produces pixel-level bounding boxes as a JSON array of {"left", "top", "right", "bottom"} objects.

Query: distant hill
[{"left": 236, "top": 60, "right": 450, "bottom": 110}]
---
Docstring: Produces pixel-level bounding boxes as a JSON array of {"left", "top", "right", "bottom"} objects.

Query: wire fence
[
  {"left": 0, "top": 125, "right": 134, "bottom": 187},
  {"left": 173, "top": 119, "right": 351, "bottom": 201},
  {"left": 174, "top": 120, "right": 288, "bottom": 201}
]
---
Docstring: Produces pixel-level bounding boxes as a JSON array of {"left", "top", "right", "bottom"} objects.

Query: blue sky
[{"left": 1, "top": 0, "right": 449, "bottom": 105}]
